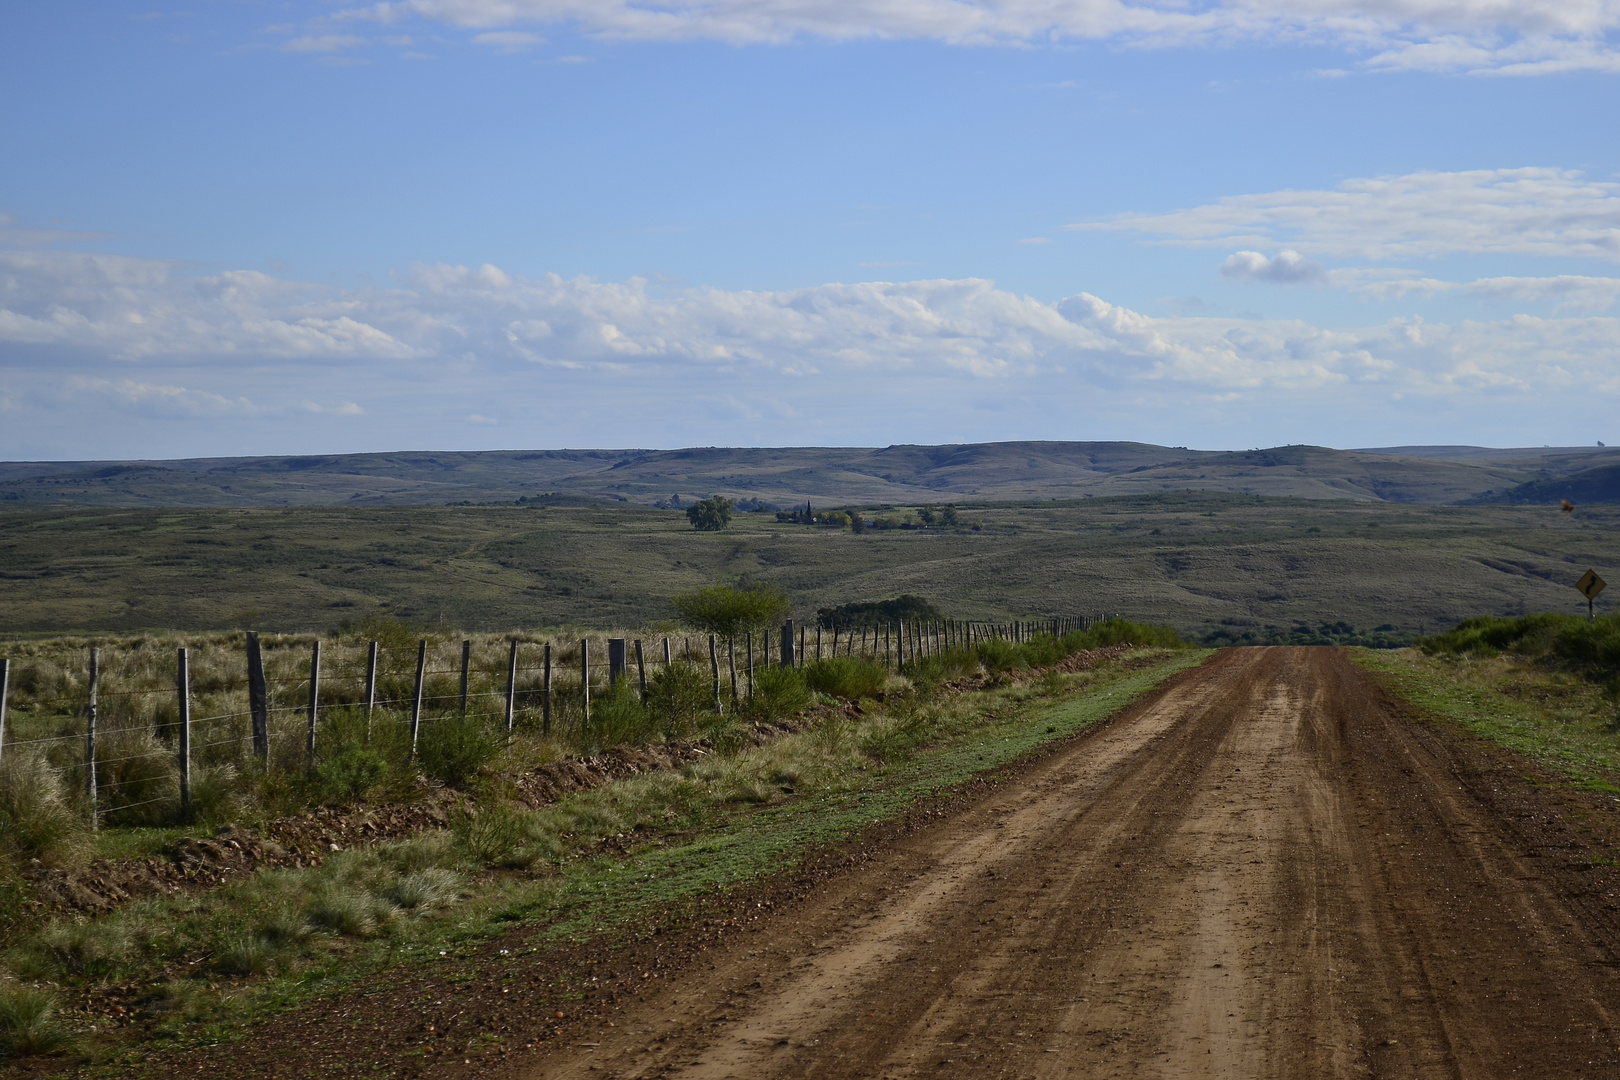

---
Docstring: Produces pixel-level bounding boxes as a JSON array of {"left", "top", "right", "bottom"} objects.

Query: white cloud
[
  {"left": 1072, "top": 167, "right": 1620, "bottom": 261},
  {"left": 69, "top": 377, "right": 253, "bottom": 416},
  {"left": 1353, "top": 273, "right": 1620, "bottom": 312},
  {"left": 471, "top": 30, "right": 543, "bottom": 49},
  {"left": 281, "top": 33, "right": 367, "bottom": 52},
  {"left": 342, "top": 0, "right": 1620, "bottom": 73},
  {"left": 4, "top": 249, "right": 1619, "bottom": 412},
  {"left": 1018, "top": 237, "right": 1052, "bottom": 245},
  {"left": 466, "top": 413, "right": 499, "bottom": 424},
  {"left": 1219, "top": 249, "right": 1327, "bottom": 284}
]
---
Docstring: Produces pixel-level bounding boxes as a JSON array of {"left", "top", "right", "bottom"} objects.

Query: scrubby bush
[
  {"left": 643, "top": 661, "right": 713, "bottom": 737},
  {"left": 747, "top": 666, "right": 810, "bottom": 722},
  {"left": 1423, "top": 612, "right": 1620, "bottom": 687},
  {"left": 1074, "top": 618, "right": 1184, "bottom": 649},
  {"left": 671, "top": 584, "right": 789, "bottom": 638},
  {"left": 803, "top": 656, "right": 888, "bottom": 700},
  {"left": 588, "top": 684, "right": 658, "bottom": 749},
  {"left": 417, "top": 715, "right": 502, "bottom": 788}
]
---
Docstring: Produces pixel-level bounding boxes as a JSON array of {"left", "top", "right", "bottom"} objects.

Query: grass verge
[{"left": 1354, "top": 648, "right": 1620, "bottom": 792}]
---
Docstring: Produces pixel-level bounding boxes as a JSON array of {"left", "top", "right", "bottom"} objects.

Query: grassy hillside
[
  {"left": 3, "top": 441, "right": 1612, "bottom": 509},
  {"left": 2, "top": 493, "right": 1616, "bottom": 639}
]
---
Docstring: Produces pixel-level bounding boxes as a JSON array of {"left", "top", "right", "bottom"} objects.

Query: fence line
[{"left": 0, "top": 616, "right": 1097, "bottom": 818}]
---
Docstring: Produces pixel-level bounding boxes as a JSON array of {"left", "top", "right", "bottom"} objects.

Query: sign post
[{"left": 1576, "top": 569, "right": 1607, "bottom": 624}]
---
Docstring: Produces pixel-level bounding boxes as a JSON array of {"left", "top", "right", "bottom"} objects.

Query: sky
[{"left": 1, "top": 1, "right": 1618, "bottom": 460}]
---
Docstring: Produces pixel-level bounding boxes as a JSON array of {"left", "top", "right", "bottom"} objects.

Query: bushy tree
[
  {"left": 687, "top": 496, "right": 733, "bottom": 531},
  {"left": 671, "top": 584, "right": 790, "bottom": 638}
]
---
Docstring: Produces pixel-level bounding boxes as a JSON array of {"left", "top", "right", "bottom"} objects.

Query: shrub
[
  {"left": 975, "top": 637, "right": 1026, "bottom": 675},
  {"left": 1074, "top": 618, "right": 1184, "bottom": 649},
  {"left": 686, "top": 496, "right": 733, "bottom": 531},
  {"left": 748, "top": 666, "right": 810, "bottom": 722},
  {"left": 0, "top": 752, "right": 84, "bottom": 860},
  {"left": 644, "top": 662, "right": 713, "bottom": 737},
  {"left": 452, "top": 806, "right": 552, "bottom": 868},
  {"left": 417, "top": 715, "right": 501, "bottom": 788},
  {"left": 588, "top": 684, "right": 657, "bottom": 749},
  {"left": 315, "top": 746, "right": 390, "bottom": 803},
  {"left": 804, "top": 656, "right": 888, "bottom": 700},
  {"left": 0, "top": 986, "right": 75, "bottom": 1058},
  {"left": 671, "top": 584, "right": 789, "bottom": 639},
  {"left": 1422, "top": 612, "right": 1620, "bottom": 686}
]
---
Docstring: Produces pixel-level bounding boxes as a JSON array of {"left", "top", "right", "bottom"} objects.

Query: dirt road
[{"left": 506, "top": 647, "right": 1620, "bottom": 1079}]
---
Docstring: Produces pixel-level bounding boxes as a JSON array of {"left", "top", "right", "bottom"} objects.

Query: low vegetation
[
  {"left": 1357, "top": 613, "right": 1620, "bottom": 793},
  {"left": 0, "top": 613, "right": 1188, "bottom": 1065}
]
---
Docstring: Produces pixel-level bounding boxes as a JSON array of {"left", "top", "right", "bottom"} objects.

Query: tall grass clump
[
  {"left": 0, "top": 752, "right": 85, "bottom": 861},
  {"left": 803, "top": 656, "right": 888, "bottom": 700},
  {"left": 0, "top": 986, "right": 76, "bottom": 1058}
]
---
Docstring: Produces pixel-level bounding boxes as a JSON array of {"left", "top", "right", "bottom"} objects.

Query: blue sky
[{"left": 2, "top": 1, "right": 1618, "bottom": 459}]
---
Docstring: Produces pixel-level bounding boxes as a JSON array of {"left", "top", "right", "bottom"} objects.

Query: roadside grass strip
[
  {"left": 1356, "top": 649, "right": 1620, "bottom": 792},
  {"left": 41, "top": 650, "right": 1204, "bottom": 1069}
]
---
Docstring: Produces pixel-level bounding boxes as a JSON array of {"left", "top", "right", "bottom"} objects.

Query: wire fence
[{"left": 0, "top": 616, "right": 1090, "bottom": 819}]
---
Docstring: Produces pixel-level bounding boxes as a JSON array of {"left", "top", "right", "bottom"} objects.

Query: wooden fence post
[
  {"left": 246, "top": 632, "right": 269, "bottom": 762},
  {"left": 87, "top": 647, "right": 99, "bottom": 828},
  {"left": 763, "top": 627, "right": 771, "bottom": 670},
  {"left": 781, "top": 619, "right": 795, "bottom": 670},
  {"left": 306, "top": 640, "right": 321, "bottom": 767},
  {"left": 0, "top": 657, "right": 8, "bottom": 768},
  {"left": 662, "top": 638, "right": 672, "bottom": 666},
  {"left": 608, "top": 639, "right": 627, "bottom": 689},
  {"left": 542, "top": 643, "right": 553, "bottom": 736},
  {"left": 635, "top": 640, "right": 647, "bottom": 703},
  {"left": 580, "top": 639, "right": 590, "bottom": 732},
  {"left": 504, "top": 639, "right": 519, "bottom": 739},
  {"left": 799, "top": 624, "right": 806, "bottom": 669},
  {"left": 364, "top": 640, "right": 378, "bottom": 735},
  {"left": 459, "top": 640, "right": 472, "bottom": 717},
  {"left": 177, "top": 647, "right": 191, "bottom": 821},
  {"left": 746, "top": 631, "right": 755, "bottom": 700},
  {"left": 709, "top": 635, "right": 721, "bottom": 713},
  {"left": 816, "top": 626, "right": 822, "bottom": 662},
  {"left": 727, "top": 637, "right": 739, "bottom": 703},
  {"left": 410, "top": 640, "right": 426, "bottom": 758}
]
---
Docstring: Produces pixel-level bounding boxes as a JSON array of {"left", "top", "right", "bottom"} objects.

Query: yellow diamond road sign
[{"left": 1577, "top": 569, "right": 1606, "bottom": 601}]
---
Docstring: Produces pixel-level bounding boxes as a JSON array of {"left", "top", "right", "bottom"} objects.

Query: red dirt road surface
[{"left": 503, "top": 647, "right": 1620, "bottom": 1079}]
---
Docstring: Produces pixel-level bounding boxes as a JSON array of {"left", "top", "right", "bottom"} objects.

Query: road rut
[{"left": 510, "top": 647, "right": 1620, "bottom": 1079}]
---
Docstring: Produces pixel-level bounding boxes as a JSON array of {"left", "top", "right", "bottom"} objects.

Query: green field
[{"left": 2, "top": 492, "right": 1616, "bottom": 639}]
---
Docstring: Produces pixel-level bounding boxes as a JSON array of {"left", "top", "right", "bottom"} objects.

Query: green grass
[
  {"left": 1355, "top": 648, "right": 1620, "bottom": 791},
  {"left": 19, "top": 648, "right": 1201, "bottom": 1071},
  {"left": 2, "top": 494, "right": 1617, "bottom": 640}
]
